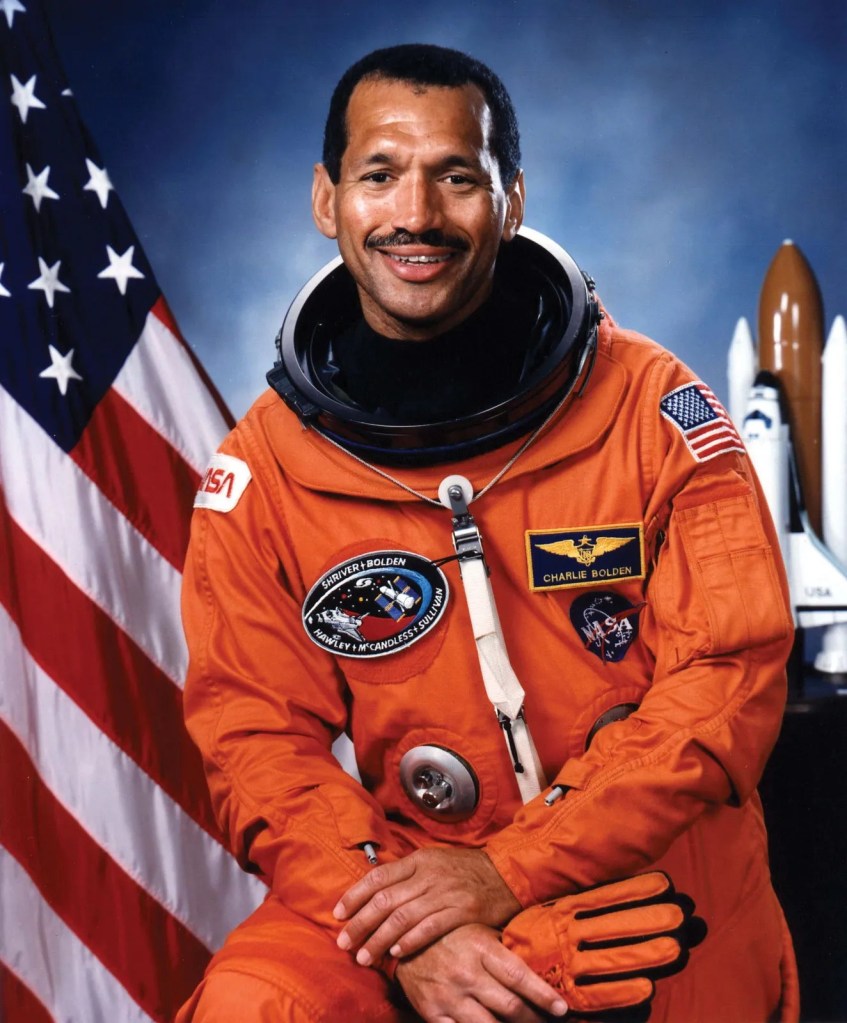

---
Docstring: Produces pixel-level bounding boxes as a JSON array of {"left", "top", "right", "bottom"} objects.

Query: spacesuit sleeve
[
  {"left": 181, "top": 424, "right": 406, "bottom": 939},
  {"left": 484, "top": 359, "right": 794, "bottom": 908}
]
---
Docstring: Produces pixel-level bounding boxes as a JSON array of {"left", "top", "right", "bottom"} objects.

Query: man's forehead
[{"left": 344, "top": 78, "right": 493, "bottom": 152}]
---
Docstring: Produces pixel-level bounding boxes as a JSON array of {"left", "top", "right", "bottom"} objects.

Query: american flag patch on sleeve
[{"left": 659, "top": 381, "right": 746, "bottom": 463}]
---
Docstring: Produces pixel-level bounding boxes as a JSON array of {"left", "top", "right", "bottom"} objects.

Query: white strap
[{"left": 457, "top": 555, "right": 546, "bottom": 802}]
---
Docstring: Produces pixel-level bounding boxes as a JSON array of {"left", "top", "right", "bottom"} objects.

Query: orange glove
[{"left": 500, "top": 871, "right": 706, "bottom": 1021}]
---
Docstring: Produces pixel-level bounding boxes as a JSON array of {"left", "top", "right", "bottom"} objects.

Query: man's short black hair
[{"left": 322, "top": 43, "right": 521, "bottom": 186}]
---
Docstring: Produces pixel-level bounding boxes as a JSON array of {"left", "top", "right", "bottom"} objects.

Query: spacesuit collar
[
  {"left": 261, "top": 315, "right": 625, "bottom": 504},
  {"left": 267, "top": 227, "right": 603, "bottom": 467}
]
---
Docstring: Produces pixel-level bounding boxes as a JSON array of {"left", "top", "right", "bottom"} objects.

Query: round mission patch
[{"left": 302, "top": 550, "right": 449, "bottom": 658}]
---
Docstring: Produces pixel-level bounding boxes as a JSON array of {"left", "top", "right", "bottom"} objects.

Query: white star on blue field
[{"left": 47, "top": 0, "right": 846, "bottom": 419}]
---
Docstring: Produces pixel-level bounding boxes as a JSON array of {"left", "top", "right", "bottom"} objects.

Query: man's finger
[
  {"left": 348, "top": 900, "right": 442, "bottom": 963},
  {"left": 336, "top": 879, "right": 429, "bottom": 951},
  {"left": 481, "top": 944, "right": 568, "bottom": 1017},
  {"left": 353, "top": 907, "right": 457, "bottom": 964},
  {"left": 332, "top": 858, "right": 415, "bottom": 920}
]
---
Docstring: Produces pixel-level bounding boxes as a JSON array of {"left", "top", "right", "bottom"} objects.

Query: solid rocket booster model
[{"left": 730, "top": 241, "right": 847, "bottom": 676}]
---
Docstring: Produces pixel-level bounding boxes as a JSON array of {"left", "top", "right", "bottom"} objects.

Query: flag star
[
  {"left": 98, "top": 244, "right": 145, "bottom": 295},
  {"left": 0, "top": 0, "right": 25, "bottom": 28},
  {"left": 83, "top": 158, "right": 114, "bottom": 208},
  {"left": 28, "top": 257, "right": 71, "bottom": 307},
  {"left": 39, "top": 345, "right": 83, "bottom": 396},
  {"left": 0, "top": 263, "right": 10, "bottom": 298},
  {"left": 10, "top": 73, "right": 45, "bottom": 123},
  {"left": 23, "top": 163, "right": 59, "bottom": 212}
]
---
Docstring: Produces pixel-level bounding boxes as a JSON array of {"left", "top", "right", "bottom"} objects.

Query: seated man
[{"left": 177, "top": 43, "right": 798, "bottom": 1023}]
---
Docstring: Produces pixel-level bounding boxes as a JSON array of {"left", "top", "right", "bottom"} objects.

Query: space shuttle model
[{"left": 728, "top": 241, "right": 847, "bottom": 679}]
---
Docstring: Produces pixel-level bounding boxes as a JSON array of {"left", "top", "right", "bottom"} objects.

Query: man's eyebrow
[
  {"left": 359, "top": 152, "right": 395, "bottom": 166},
  {"left": 435, "top": 154, "right": 482, "bottom": 172},
  {"left": 351, "top": 152, "right": 486, "bottom": 172}
]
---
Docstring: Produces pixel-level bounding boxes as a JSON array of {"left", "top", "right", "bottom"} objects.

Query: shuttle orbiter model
[{"left": 728, "top": 241, "right": 847, "bottom": 677}]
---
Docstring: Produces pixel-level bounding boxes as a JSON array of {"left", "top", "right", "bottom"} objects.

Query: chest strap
[{"left": 439, "top": 475, "right": 546, "bottom": 803}]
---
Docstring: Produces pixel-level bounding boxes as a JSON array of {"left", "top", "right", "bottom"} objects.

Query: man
[{"left": 177, "top": 44, "right": 798, "bottom": 1022}]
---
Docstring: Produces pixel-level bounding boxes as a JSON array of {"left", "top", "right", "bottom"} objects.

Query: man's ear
[
  {"left": 312, "top": 163, "right": 338, "bottom": 239},
  {"left": 501, "top": 169, "right": 525, "bottom": 242}
]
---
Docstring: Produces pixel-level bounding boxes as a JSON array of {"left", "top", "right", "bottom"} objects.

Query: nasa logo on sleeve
[
  {"left": 569, "top": 591, "right": 642, "bottom": 662},
  {"left": 194, "top": 453, "right": 252, "bottom": 512},
  {"left": 302, "top": 551, "right": 449, "bottom": 658}
]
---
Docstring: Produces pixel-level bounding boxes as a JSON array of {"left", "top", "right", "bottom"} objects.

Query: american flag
[
  {"left": 659, "top": 380, "right": 747, "bottom": 463},
  {"left": 0, "top": 4, "right": 263, "bottom": 1020}
]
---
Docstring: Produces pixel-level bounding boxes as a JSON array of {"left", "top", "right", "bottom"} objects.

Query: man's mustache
[{"left": 366, "top": 230, "right": 469, "bottom": 251}]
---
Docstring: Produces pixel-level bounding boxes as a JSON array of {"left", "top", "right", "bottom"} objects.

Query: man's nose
[{"left": 391, "top": 175, "right": 442, "bottom": 235}]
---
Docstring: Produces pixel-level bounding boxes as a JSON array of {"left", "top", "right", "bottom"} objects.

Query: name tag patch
[
  {"left": 526, "top": 523, "right": 645, "bottom": 591},
  {"left": 194, "top": 453, "right": 252, "bottom": 512},
  {"left": 302, "top": 550, "right": 449, "bottom": 658}
]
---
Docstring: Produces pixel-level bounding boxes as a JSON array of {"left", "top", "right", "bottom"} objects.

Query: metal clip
[
  {"left": 438, "top": 475, "right": 484, "bottom": 561},
  {"left": 497, "top": 710, "right": 525, "bottom": 774}
]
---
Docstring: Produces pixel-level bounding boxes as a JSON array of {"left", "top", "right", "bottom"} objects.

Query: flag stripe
[
  {"left": 115, "top": 304, "right": 233, "bottom": 477},
  {"left": 0, "top": 383, "right": 187, "bottom": 685},
  {"left": 0, "top": 844, "right": 156, "bottom": 1023},
  {"left": 150, "top": 297, "right": 235, "bottom": 435},
  {"left": 0, "top": 602, "right": 265, "bottom": 952},
  {"left": 0, "top": 962, "right": 55, "bottom": 1023},
  {"left": 0, "top": 721, "right": 210, "bottom": 1023},
  {"left": 70, "top": 385, "right": 199, "bottom": 572},
  {"left": 0, "top": 490, "right": 219, "bottom": 834},
  {"left": 2, "top": 9, "right": 251, "bottom": 1015},
  {"left": 660, "top": 380, "right": 746, "bottom": 464}
]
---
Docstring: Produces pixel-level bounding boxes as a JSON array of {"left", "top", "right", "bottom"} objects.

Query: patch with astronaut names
[
  {"left": 569, "top": 591, "right": 642, "bottom": 662},
  {"left": 302, "top": 551, "right": 449, "bottom": 658},
  {"left": 526, "top": 524, "right": 645, "bottom": 591}
]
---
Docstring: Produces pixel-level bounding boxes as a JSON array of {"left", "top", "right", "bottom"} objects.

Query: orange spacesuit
[{"left": 178, "top": 239, "right": 798, "bottom": 1022}]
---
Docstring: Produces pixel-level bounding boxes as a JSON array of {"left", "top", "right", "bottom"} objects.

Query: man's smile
[{"left": 381, "top": 252, "right": 454, "bottom": 264}]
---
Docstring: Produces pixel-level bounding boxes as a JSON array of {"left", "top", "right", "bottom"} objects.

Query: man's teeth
[{"left": 388, "top": 253, "right": 452, "bottom": 264}]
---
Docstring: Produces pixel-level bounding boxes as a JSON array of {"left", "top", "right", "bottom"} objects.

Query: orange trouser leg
[{"left": 175, "top": 895, "right": 415, "bottom": 1023}]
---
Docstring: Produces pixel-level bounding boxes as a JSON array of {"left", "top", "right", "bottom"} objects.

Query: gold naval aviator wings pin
[
  {"left": 526, "top": 523, "right": 645, "bottom": 591},
  {"left": 535, "top": 533, "right": 636, "bottom": 566}
]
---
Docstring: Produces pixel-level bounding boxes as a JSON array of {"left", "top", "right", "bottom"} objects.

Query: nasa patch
[
  {"left": 194, "top": 453, "right": 252, "bottom": 512},
  {"left": 302, "top": 551, "right": 449, "bottom": 658},
  {"left": 569, "top": 591, "right": 641, "bottom": 662}
]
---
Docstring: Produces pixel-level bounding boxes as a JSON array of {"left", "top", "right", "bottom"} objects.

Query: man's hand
[
  {"left": 334, "top": 848, "right": 521, "bottom": 965},
  {"left": 394, "top": 924, "right": 568, "bottom": 1023}
]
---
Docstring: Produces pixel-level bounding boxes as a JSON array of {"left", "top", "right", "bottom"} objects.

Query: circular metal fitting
[
  {"left": 399, "top": 744, "right": 479, "bottom": 821},
  {"left": 438, "top": 474, "right": 474, "bottom": 510},
  {"left": 585, "top": 702, "right": 640, "bottom": 749}
]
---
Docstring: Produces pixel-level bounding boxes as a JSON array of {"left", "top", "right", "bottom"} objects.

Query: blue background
[
  {"left": 44, "top": 0, "right": 846, "bottom": 420},
  {"left": 37, "top": 5, "right": 847, "bottom": 1013}
]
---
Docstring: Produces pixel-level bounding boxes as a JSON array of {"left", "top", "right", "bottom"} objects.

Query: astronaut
[{"left": 177, "top": 44, "right": 798, "bottom": 1023}]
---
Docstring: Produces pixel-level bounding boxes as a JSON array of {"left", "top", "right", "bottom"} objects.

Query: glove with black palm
[{"left": 501, "top": 871, "right": 706, "bottom": 1022}]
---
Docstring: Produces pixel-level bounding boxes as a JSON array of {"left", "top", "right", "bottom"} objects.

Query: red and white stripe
[
  {"left": 684, "top": 384, "right": 746, "bottom": 462},
  {"left": 0, "top": 303, "right": 265, "bottom": 1022}
]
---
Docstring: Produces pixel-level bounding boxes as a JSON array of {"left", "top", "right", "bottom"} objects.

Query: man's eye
[
  {"left": 363, "top": 172, "right": 392, "bottom": 183},
  {"left": 443, "top": 174, "right": 475, "bottom": 186}
]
